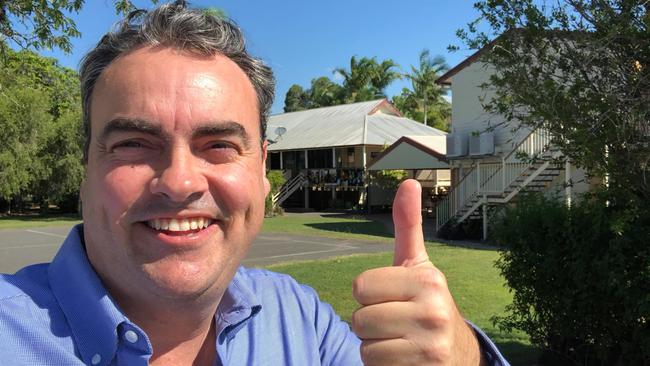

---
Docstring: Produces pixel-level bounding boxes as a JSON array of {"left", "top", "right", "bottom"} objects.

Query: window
[{"left": 307, "top": 149, "right": 333, "bottom": 168}]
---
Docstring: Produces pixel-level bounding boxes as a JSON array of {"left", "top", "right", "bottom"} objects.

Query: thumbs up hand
[{"left": 352, "top": 179, "right": 485, "bottom": 365}]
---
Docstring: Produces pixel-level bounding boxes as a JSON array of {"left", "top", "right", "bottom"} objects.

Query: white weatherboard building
[
  {"left": 435, "top": 36, "right": 592, "bottom": 239},
  {"left": 267, "top": 99, "right": 448, "bottom": 211}
]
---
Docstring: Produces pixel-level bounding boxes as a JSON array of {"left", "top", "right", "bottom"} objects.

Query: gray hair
[{"left": 79, "top": 0, "right": 275, "bottom": 163}]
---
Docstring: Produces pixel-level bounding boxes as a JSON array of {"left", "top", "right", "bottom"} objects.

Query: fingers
[
  {"left": 359, "top": 338, "right": 451, "bottom": 366},
  {"left": 359, "top": 338, "right": 419, "bottom": 366},
  {"left": 392, "top": 179, "right": 428, "bottom": 267},
  {"left": 352, "top": 301, "right": 418, "bottom": 339},
  {"left": 353, "top": 265, "right": 446, "bottom": 306}
]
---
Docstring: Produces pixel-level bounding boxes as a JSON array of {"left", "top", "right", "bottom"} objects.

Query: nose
[{"left": 149, "top": 145, "right": 208, "bottom": 203}]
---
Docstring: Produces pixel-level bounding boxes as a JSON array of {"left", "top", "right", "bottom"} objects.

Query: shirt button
[
  {"left": 91, "top": 354, "right": 101, "bottom": 365},
  {"left": 124, "top": 330, "right": 139, "bottom": 343}
]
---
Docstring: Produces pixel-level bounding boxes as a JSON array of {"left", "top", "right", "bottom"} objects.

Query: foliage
[
  {"left": 371, "top": 169, "right": 408, "bottom": 190},
  {"left": 334, "top": 56, "right": 401, "bottom": 103},
  {"left": 492, "top": 193, "right": 650, "bottom": 365},
  {"left": 392, "top": 49, "right": 451, "bottom": 130},
  {"left": 0, "top": 82, "right": 51, "bottom": 201},
  {"left": 457, "top": 2, "right": 650, "bottom": 363},
  {"left": 283, "top": 55, "right": 401, "bottom": 112},
  {"left": 284, "top": 77, "right": 344, "bottom": 112},
  {"left": 0, "top": 1, "right": 158, "bottom": 54},
  {"left": 456, "top": 0, "right": 649, "bottom": 201},
  {"left": 264, "top": 170, "right": 286, "bottom": 217},
  {"left": 0, "top": 44, "right": 83, "bottom": 212}
]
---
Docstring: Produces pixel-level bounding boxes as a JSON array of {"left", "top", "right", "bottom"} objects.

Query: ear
[{"left": 261, "top": 140, "right": 271, "bottom": 197}]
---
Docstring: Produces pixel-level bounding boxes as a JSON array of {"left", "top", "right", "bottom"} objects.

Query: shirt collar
[
  {"left": 215, "top": 267, "right": 262, "bottom": 341},
  {"left": 47, "top": 225, "right": 262, "bottom": 361},
  {"left": 48, "top": 224, "right": 127, "bottom": 366}
]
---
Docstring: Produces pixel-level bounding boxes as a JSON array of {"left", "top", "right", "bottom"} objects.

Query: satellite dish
[{"left": 275, "top": 127, "right": 286, "bottom": 138}]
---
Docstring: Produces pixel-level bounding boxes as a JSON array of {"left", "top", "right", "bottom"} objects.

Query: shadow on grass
[
  {"left": 493, "top": 340, "right": 542, "bottom": 365},
  {"left": 305, "top": 221, "right": 393, "bottom": 239}
]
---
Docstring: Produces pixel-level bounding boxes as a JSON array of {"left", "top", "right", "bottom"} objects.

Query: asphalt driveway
[{"left": 0, "top": 224, "right": 394, "bottom": 274}]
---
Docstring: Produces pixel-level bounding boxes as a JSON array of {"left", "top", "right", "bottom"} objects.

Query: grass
[
  {"left": 266, "top": 244, "right": 541, "bottom": 365},
  {"left": 1, "top": 210, "right": 538, "bottom": 362},
  {"left": 0, "top": 213, "right": 81, "bottom": 229},
  {"left": 262, "top": 213, "right": 394, "bottom": 242}
]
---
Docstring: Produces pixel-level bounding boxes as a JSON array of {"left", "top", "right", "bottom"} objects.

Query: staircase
[
  {"left": 436, "top": 128, "right": 564, "bottom": 233},
  {"left": 272, "top": 173, "right": 308, "bottom": 208}
]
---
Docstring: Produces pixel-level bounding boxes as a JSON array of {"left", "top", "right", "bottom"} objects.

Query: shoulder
[
  {"left": 0, "top": 263, "right": 53, "bottom": 302},
  {"left": 235, "top": 267, "right": 320, "bottom": 300}
]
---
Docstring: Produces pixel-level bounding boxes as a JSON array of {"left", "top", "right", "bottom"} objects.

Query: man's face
[{"left": 81, "top": 47, "right": 270, "bottom": 304}]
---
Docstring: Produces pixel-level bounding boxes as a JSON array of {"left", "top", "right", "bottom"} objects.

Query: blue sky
[{"left": 37, "top": 0, "right": 482, "bottom": 114}]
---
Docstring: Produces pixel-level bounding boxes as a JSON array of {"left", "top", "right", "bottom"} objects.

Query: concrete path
[{"left": 0, "top": 224, "right": 394, "bottom": 274}]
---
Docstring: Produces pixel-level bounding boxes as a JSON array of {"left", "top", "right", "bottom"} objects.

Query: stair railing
[
  {"left": 272, "top": 173, "right": 307, "bottom": 206},
  {"left": 436, "top": 127, "right": 553, "bottom": 231}
]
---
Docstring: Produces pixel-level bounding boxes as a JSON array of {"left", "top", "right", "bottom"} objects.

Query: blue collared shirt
[{"left": 0, "top": 225, "right": 508, "bottom": 365}]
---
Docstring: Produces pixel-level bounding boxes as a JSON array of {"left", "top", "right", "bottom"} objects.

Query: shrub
[
  {"left": 492, "top": 192, "right": 650, "bottom": 365},
  {"left": 264, "top": 170, "right": 286, "bottom": 217}
]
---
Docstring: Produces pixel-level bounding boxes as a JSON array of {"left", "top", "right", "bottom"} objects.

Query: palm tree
[
  {"left": 403, "top": 49, "right": 448, "bottom": 126},
  {"left": 370, "top": 58, "right": 402, "bottom": 94},
  {"left": 309, "top": 77, "right": 344, "bottom": 107},
  {"left": 334, "top": 56, "right": 400, "bottom": 103}
]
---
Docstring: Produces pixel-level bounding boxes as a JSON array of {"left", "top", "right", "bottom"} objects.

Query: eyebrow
[
  {"left": 192, "top": 121, "right": 251, "bottom": 149},
  {"left": 98, "top": 117, "right": 251, "bottom": 148},
  {"left": 99, "top": 118, "right": 165, "bottom": 144}
]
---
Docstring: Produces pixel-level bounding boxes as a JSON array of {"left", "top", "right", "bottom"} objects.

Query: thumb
[{"left": 392, "top": 179, "right": 429, "bottom": 267}]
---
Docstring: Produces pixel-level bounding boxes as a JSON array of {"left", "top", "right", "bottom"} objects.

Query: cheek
[
  {"left": 208, "top": 165, "right": 266, "bottom": 212},
  {"left": 95, "top": 166, "right": 152, "bottom": 221}
]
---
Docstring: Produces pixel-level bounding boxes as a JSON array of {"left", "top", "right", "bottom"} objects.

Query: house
[
  {"left": 267, "top": 99, "right": 447, "bottom": 211},
  {"left": 435, "top": 37, "right": 592, "bottom": 239},
  {"left": 367, "top": 135, "right": 450, "bottom": 213}
]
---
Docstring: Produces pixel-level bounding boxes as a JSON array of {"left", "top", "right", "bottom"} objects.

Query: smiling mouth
[{"left": 145, "top": 217, "right": 214, "bottom": 235}]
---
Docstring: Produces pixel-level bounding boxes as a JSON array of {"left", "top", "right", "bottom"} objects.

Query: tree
[
  {"left": 308, "top": 76, "right": 344, "bottom": 107},
  {"left": 401, "top": 49, "right": 449, "bottom": 127},
  {"left": 0, "top": 44, "right": 83, "bottom": 212},
  {"left": 0, "top": 1, "right": 159, "bottom": 54},
  {"left": 283, "top": 84, "right": 309, "bottom": 112},
  {"left": 334, "top": 56, "right": 400, "bottom": 103},
  {"left": 457, "top": 1, "right": 650, "bottom": 363},
  {"left": 457, "top": 1, "right": 649, "bottom": 200},
  {"left": 283, "top": 77, "right": 345, "bottom": 112}
]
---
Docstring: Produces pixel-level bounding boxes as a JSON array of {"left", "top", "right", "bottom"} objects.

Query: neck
[
  {"left": 116, "top": 291, "right": 223, "bottom": 366},
  {"left": 148, "top": 316, "right": 217, "bottom": 366}
]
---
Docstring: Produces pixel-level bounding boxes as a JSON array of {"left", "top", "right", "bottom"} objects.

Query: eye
[
  {"left": 201, "top": 140, "right": 240, "bottom": 163},
  {"left": 209, "top": 142, "right": 238, "bottom": 151},
  {"left": 114, "top": 140, "right": 146, "bottom": 149}
]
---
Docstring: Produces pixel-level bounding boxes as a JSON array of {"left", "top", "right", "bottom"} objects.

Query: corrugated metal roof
[{"left": 267, "top": 99, "right": 446, "bottom": 151}]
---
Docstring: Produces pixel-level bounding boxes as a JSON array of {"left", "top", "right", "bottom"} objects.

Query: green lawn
[
  {"left": 262, "top": 214, "right": 394, "bottom": 242},
  {"left": 266, "top": 243, "right": 540, "bottom": 365},
  {"left": 0, "top": 214, "right": 81, "bottom": 229},
  {"left": 1, "top": 211, "right": 538, "bottom": 362}
]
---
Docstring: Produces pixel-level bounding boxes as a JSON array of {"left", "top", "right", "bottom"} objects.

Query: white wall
[{"left": 449, "top": 61, "right": 531, "bottom": 157}]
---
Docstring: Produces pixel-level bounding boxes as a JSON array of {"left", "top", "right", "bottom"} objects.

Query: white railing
[
  {"left": 436, "top": 128, "right": 553, "bottom": 231},
  {"left": 272, "top": 173, "right": 307, "bottom": 206}
]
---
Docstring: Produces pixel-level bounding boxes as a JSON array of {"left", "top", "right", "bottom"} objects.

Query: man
[{"left": 0, "top": 2, "right": 508, "bottom": 365}]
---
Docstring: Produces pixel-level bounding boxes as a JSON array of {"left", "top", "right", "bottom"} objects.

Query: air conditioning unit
[
  {"left": 469, "top": 132, "right": 495, "bottom": 156},
  {"left": 446, "top": 134, "right": 469, "bottom": 158}
]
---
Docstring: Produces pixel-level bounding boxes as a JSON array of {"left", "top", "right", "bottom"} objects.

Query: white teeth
[
  {"left": 146, "top": 217, "right": 212, "bottom": 232},
  {"left": 180, "top": 220, "right": 190, "bottom": 231}
]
